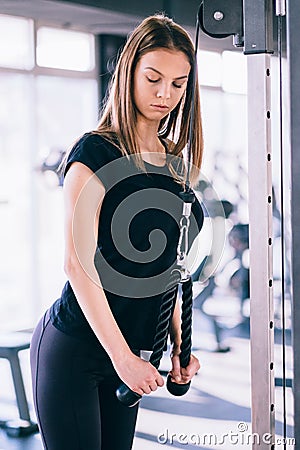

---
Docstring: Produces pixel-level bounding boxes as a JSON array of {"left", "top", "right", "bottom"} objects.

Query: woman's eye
[
  {"left": 173, "top": 82, "right": 183, "bottom": 89},
  {"left": 147, "top": 77, "right": 159, "bottom": 83}
]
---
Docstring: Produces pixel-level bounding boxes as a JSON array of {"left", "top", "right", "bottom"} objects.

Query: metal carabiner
[{"left": 177, "top": 210, "right": 192, "bottom": 281}]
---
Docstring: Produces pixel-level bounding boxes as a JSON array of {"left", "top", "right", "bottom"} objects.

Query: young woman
[{"left": 30, "top": 13, "right": 204, "bottom": 450}]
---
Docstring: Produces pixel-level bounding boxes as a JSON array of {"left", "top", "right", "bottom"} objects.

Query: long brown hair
[{"left": 62, "top": 14, "right": 203, "bottom": 185}]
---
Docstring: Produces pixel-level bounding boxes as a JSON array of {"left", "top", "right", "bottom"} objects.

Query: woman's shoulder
[
  {"left": 64, "top": 131, "right": 122, "bottom": 179},
  {"left": 74, "top": 131, "right": 122, "bottom": 157}
]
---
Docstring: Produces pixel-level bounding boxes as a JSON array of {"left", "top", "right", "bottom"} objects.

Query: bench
[{"left": 0, "top": 332, "right": 38, "bottom": 437}]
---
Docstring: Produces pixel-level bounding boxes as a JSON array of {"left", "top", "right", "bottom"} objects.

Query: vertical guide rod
[
  {"left": 247, "top": 54, "right": 275, "bottom": 449},
  {"left": 287, "top": 0, "right": 300, "bottom": 444},
  {"left": 277, "top": 10, "right": 287, "bottom": 447}
]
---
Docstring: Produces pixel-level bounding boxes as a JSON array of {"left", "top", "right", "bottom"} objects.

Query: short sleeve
[{"left": 63, "top": 132, "right": 121, "bottom": 187}]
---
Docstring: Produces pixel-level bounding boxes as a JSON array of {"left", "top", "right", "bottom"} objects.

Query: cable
[
  {"left": 185, "top": 5, "right": 201, "bottom": 191},
  {"left": 278, "top": 11, "right": 287, "bottom": 447}
]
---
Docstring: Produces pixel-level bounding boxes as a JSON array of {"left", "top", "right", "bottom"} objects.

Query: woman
[{"left": 30, "top": 13, "right": 204, "bottom": 450}]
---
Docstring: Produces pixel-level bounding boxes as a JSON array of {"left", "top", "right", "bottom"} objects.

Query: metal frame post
[
  {"left": 199, "top": 2, "right": 276, "bottom": 446},
  {"left": 247, "top": 53, "right": 275, "bottom": 449},
  {"left": 287, "top": 0, "right": 300, "bottom": 445}
]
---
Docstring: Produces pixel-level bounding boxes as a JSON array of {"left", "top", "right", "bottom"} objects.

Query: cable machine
[{"left": 199, "top": 0, "right": 293, "bottom": 448}]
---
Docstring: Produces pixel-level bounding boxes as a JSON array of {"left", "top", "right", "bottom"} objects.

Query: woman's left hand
[{"left": 169, "top": 352, "right": 200, "bottom": 384}]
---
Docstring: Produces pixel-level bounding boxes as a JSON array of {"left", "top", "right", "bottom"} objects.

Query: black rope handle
[
  {"left": 150, "top": 278, "right": 179, "bottom": 368},
  {"left": 167, "top": 277, "right": 193, "bottom": 396},
  {"left": 116, "top": 273, "right": 195, "bottom": 406},
  {"left": 115, "top": 272, "right": 180, "bottom": 407}
]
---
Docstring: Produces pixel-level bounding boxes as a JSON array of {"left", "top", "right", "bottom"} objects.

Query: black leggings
[{"left": 30, "top": 311, "right": 139, "bottom": 450}]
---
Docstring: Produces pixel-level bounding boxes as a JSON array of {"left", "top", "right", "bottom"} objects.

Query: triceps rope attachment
[
  {"left": 151, "top": 190, "right": 196, "bottom": 369},
  {"left": 116, "top": 189, "right": 196, "bottom": 405}
]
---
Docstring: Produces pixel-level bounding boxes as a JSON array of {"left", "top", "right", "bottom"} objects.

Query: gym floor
[{"left": 0, "top": 309, "right": 293, "bottom": 450}]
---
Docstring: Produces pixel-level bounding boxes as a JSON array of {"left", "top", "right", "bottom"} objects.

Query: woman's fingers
[
  {"left": 120, "top": 356, "right": 165, "bottom": 395},
  {"left": 169, "top": 353, "right": 201, "bottom": 383},
  {"left": 169, "top": 353, "right": 182, "bottom": 382},
  {"left": 137, "top": 372, "right": 164, "bottom": 395},
  {"left": 181, "top": 354, "right": 201, "bottom": 381},
  {"left": 156, "top": 374, "right": 164, "bottom": 387},
  {"left": 143, "top": 381, "right": 157, "bottom": 394}
]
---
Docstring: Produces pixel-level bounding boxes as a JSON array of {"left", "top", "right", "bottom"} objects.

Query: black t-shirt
[{"left": 50, "top": 132, "right": 203, "bottom": 350}]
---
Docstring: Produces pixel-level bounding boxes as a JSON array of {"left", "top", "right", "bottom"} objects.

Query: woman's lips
[{"left": 151, "top": 104, "right": 169, "bottom": 110}]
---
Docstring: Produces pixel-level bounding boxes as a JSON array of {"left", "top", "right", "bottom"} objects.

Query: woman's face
[{"left": 133, "top": 49, "right": 190, "bottom": 124}]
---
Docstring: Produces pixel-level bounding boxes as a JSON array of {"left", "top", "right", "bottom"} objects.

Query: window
[
  {"left": 198, "top": 50, "right": 222, "bottom": 87},
  {"left": 0, "top": 15, "right": 34, "bottom": 69},
  {"left": 222, "top": 50, "right": 247, "bottom": 95},
  {"left": 198, "top": 49, "right": 247, "bottom": 95},
  {"left": 0, "top": 15, "right": 98, "bottom": 330},
  {"left": 36, "top": 27, "right": 95, "bottom": 71}
]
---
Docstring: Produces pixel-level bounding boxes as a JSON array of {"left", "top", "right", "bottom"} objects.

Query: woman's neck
[
  {"left": 135, "top": 122, "right": 166, "bottom": 166},
  {"left": 135, "top": 121, "right": 165, "bottom": 154}
]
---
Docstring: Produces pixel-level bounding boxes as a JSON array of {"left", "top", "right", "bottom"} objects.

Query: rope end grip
[
  {"left": 166, "top": 376, "right": 191, "bottom": 396},
  {"left": 115, "top": 383, "right": 142, "bottom": 407}
]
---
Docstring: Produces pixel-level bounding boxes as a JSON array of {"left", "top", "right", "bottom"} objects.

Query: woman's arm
[{"left": 63, "top": 162, "right": 164, "bottom": 395}]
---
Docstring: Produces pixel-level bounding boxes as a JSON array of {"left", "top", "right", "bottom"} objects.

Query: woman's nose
[{"left": 157, "top": 82, "right": 171, "bottom": 100}]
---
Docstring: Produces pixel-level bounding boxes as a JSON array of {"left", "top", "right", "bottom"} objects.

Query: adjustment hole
[
  {"left": 270, "top": 362, "right": 274, "bottom": 370},
  {"left": 266, "top": 68, "right": 270, "bottom": 76},
  {"left": 267, "top": 110, "right": 271, "bottom": 119},
  {"left": 268, "top": 196, "right": 272, "bottom": 203},
  {"left": 268, "top": 237, "right": 272, "bottom": 245},
  {"left": 267, "top": 153, "right": 271, "bottom": 161},
  {"left": 271, "top": 403, "right": 275, "bottom": 412},
  {"left": 270, "top": 321, "right": 274, "bottom": 329},
  {"left": 269, "top": 279, "right": 273, "bottom": 287}
]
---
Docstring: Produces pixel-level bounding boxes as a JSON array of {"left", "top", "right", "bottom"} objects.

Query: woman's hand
[
  {"left": 169, "top": 350, "right": 200, "bottom": 384},
  {"left": 114, "top": 352, "right": 164, "bottom": 396}
]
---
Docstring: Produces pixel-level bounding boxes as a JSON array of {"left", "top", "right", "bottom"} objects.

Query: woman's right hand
[{"left": 113, "top": 352, "right": 164, "bottom": 396}]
